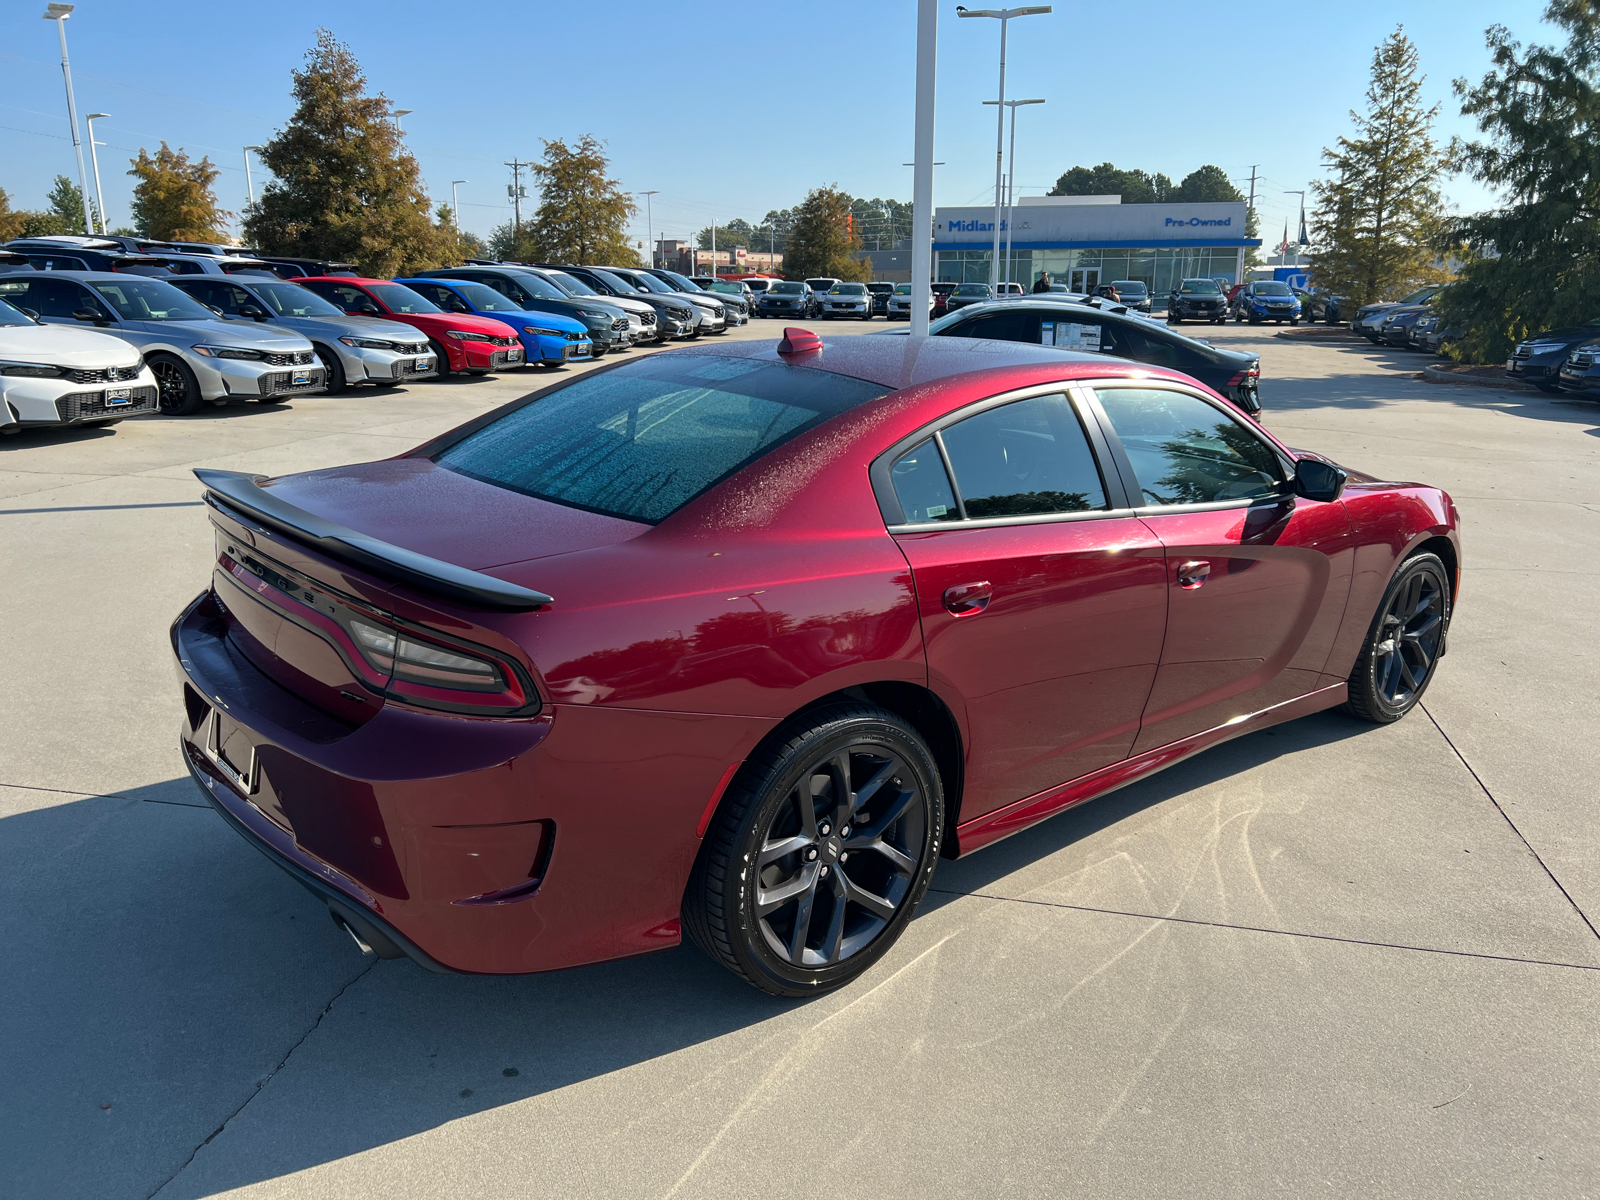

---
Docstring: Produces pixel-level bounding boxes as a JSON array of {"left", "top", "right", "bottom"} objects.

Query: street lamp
[
  {"left": 957, "top": 5, "right": 1051, "bottom": 292},
  {"left": 984, "top": 97, "right": 1044, "bottom": 289},
  {"left": 636, "top": 190, "right": 659, "bottom": 266},
  {"left": 393, "top": 109, "right": 412, "bottom": 132},
  {"left": 85, "top": 112, "right": 108, "bottom": 234},
  {"left": 451, "top": 180, "right": 467, "bottom": 232},
  {"left": 42, "top": 2, "right": 94, "bottom": 236},
  {"left": 243, "top": 146, "right": 263, "bottom": 207}
]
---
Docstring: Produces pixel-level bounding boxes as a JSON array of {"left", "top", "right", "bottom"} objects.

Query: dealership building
[{"left": 933, "top": 196, "right": 1260, "bottom": 295}]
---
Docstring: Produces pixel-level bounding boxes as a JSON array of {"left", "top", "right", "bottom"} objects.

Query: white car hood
[{"left": 0, "top": 323, "right": 142, "bottom": 368}]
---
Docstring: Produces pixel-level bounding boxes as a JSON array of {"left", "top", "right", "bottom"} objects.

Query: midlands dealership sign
[{"left": 934, "top": 201, "right": 1255, "bottom": 249}]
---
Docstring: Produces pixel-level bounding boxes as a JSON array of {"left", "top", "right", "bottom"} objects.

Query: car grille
[
  {"left": 262, "top": 350, "right": 315, "bottom": 367},
  {"left": 638, "top": 311, "right": 657, "bottom": 326},
  {"left": 67, "top": 364, "right": 143, "bottom": 384},
  {"left": 392, "top": 357, "right": 435, "bottom": 378},
  {"left": 489, "top": 350, "right": 523, "bottom": 368},
  {"left": 395, "top": 343, "right": 428, "bottom": 355},
  {"left": 55, "top": 385, "right": 158, "bottom": 422},
  {"left": 486, "top": 335, "right": 518, "bottom": 348},
  {"left": 610, "top": 318, "right": 629, "bottom": 332},
  {"left": 259, "top": 368, "right": 326, "bottom": 395},
  {"left": 1569, "top": 351, "right": 1594, "bottom": 369}
]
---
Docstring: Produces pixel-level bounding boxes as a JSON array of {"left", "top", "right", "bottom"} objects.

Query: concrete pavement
[{"left": 2, "top": 320, "right": 1595, "bottom": 1199}]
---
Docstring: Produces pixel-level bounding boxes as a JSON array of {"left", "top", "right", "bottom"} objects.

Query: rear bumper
[{"left": 171, "top": 589, "right": 774, "bottom": 974}]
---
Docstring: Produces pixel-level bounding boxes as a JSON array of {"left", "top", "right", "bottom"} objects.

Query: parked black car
[
  {"left": 880, "top": 297, "right": 1263, "bottom": 414},
  {"left": 1110, "top": 279, "right": 1152, "bottom": 314},
  {"left": 1556, "top": 338, "right": 1600, "bottom": 395},
  {"left": 867, "top": 281, "right": 894, "bottom": 316},
  {"left": 1167, "top": 278, "right": 1228, "bottom": 324},
  {"left": 756, "top": 280, "right": 814, "bottom": 318},
  {"left": 538, "top": 263, "right": 699, "bottom": 339},
  {"left": 1379, "top": 307, "right": 1427, "bottom": 347},
  {"left": 3, "top": 237, "right": 168, "bottom": 275},
  {"left": 1508, "top": 320, "right": 1600, "bottom": 391},
  {"left": 1409, "top": 313, "right": 1460, "bottom": 355},
  {"left": 944, "top": 282, "right": 994, "bottom": 313},
  {"left": 1293, "top": 288, "right": 1346, "bottom": 324},
  {"left": 250, "top": 256, "right": 360, "bottom": 279}
]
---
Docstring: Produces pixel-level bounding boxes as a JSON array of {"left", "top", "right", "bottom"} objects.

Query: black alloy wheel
[
  {"left": 1346, "top": 552, "right": 1450, "bottom": 723},
  {"left": 313, "top": 345, "right": 346, "bottom": 393},
  {"left": 150, "top": 354, "right": 202, "bottom": 415},
  {"left": 684, "top": 703, "right": 943, "bottom": 997}
]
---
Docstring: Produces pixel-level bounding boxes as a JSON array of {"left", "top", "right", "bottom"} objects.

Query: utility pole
[
  {"left": 711, "top": 222, "right": 716, "bottom": 278},
  {"left": 505, "top": 158, "right": 529, "bottom": 237}
]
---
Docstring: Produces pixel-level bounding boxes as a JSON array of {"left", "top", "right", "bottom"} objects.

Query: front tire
[
  {"left": 150, "top": 354, "right": 203, "bottom": 416},
  {"left": 683, "top": 703, "right": 944, "bottom": 997},
  {"left": 1345, "top": 552, "right": 1450, "bottom": 723},
  {"left": 313, "top": 345, "right": 347, "bottom": 393},
  {"left": 428, "top": 338, "right": 453, "bottom": 377}
]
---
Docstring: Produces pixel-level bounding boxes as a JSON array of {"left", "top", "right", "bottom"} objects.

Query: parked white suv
[{"left": 0, "top": 295, "right": 157, "bottom": 433}]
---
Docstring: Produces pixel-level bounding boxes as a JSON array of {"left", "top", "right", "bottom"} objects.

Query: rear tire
[
  {"left": 1345, "top": 552, "right": 1450, "bottom": 724},
  {"left": 150, "top": 354, "right": 203, "bottom": 416},
  {"left": 683, "top": 702, "right": 944, "bottom": 998}
]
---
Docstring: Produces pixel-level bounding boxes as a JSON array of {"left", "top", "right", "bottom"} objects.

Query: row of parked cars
[{"left": 0, "top": 235, "right": 757, "bottom": 434}]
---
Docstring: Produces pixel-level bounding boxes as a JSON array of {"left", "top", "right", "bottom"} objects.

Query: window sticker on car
[{"left": 1042, "top": 321, "right": 1100, "bottom": 351}]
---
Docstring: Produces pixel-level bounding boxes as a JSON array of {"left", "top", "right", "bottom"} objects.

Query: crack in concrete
[
  {"left": 0, "top": 781, "right": 208, "bottom": 810},
  {"left": 145, "top": 959, "right": 378, "bottom": 1199},
  {"left": 1420, "top": 703, "right": 1600, "bottom": 944},
  {"left": 926, "top": 889, "right": 1600, "bottom": 973}
]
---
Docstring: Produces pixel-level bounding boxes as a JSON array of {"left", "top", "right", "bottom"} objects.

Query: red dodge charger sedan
[
  {"left": 173, "top": 330, "right": 1459, "bottom": 995},
  {"left": 296, "top": 276, "right": 524, "bottom": 376}
]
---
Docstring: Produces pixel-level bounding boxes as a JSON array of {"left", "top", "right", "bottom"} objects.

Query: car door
[
  {"left": 880, "top": 388, "right": 1168, "bottom": 822},
  {"left": 1083, "top": 382, "right": 1355, "bottom": 753}
]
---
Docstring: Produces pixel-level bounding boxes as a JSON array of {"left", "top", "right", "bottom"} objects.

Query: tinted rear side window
[
  {"left": 434, "top": 355, "right": 891, "bottom": 523},
  {"left": 940, "top": 394, "right": 1108, "bottom": 517}
]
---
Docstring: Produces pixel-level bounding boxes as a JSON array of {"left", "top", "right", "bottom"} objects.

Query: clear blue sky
[{"left": 1, "top": 0, "right": 1553, "bottom": 249}]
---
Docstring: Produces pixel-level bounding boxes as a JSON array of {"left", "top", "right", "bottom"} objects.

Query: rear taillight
[
  {"left": 348, "top": 618, "right": 504, "bottom": 692},
  {"left": 217, "top": 535, "right": 537, "bottom": 717},
  {"left": 1225, "top": 363, "right": 1261, "bottom": 387}
]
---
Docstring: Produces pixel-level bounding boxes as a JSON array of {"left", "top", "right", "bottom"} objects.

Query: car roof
[
  {"left": 4, "top": 270, "right": 160, "bottom": 283},
  {"left": 298, "top": 275, "right": 387, "bottom": 285},
  {"left": 675, "top": 332, "right": 1114, "bottom": 391}
]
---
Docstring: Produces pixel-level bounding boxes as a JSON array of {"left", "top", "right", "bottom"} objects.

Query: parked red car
[
  {"left": 930, "top": 281, "right": 958, "bottom": 317},
  {"left": 174, "top": 330, "right": 1460, "bottom": 996},
  {"left": 296, "top": 276, "right": 524, "bottom": 376}
]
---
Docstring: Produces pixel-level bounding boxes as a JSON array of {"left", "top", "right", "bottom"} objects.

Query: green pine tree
[
  {"left": 1309, "top": 27, "right": 1451, "bottom": 306},
  {"left": 781, "top": 186, "right": 871, "bottom": 281},
  {"left": 243, "top": 29, "right": 454, "bottom": 276},
  {"left": 1436, "top": 0, "right": 1600, "bottom": 362},
  {"left": 128, "top": 143, "right": 231, "bottom": 241}
]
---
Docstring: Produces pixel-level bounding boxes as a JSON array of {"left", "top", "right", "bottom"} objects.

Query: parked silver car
[
  {"left": 609, "top": 267, "right": 727, "bottom": 333},
  {"left": 142, "top": 251, "right": 281, "bottom": 278},
  {"left": 165, "top": 276, "right": 435, "bottom": 391},
  {"left": 0, "top": 272, "right": 324, "bottom": 414}
]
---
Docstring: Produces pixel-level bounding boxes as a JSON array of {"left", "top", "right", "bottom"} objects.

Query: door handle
[
  {"left": 1176, "top": 560, "right": 1210, "bottom": 590},
  {"left": 942, "top": 581, "right": 992, "bottom": 616}
]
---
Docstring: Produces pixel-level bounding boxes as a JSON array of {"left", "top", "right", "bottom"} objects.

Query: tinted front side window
[
  {"left": 251, "top": 282, "right": 344, "bottom": 317},
  {"left": 435, "top": 355, "right": 890, "bottom": 523},
  {"left": 940, "top": 394, "right": 1107, "bottom": 517},
  {"left": 90, "top": 278, "right": 212, "bottom": 321},
  {"left": 8, "top": 278, "right": 96, "bottom": 318},
  {"left": 1095, "top": 387, "right": 1282, "bottom": 506}
]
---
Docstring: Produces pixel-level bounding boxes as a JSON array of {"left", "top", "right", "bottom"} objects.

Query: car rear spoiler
[{"left": 194, "top": 468, "right": 553, "bottom": 611}]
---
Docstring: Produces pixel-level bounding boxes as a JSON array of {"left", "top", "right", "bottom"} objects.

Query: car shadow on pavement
[{"left": 0, "top": 710, "right": 1376, "bottom": 1198}]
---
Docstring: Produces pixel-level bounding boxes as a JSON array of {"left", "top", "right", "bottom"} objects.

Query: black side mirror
[
  {"left": 19, "top": 307, "right": 40, "bottom": 321},
  {"left": 72, "top": 307, "right": 108, "bottom": 325},
  {"left": 449, "top": 299, "right": 470, "bottom": 313},
  {"left": 357, "top": 305, "right": 381, "bottom": 317},
  {"left": 1294, "top": 457, "right": 1347, "bottom": 503},
  {"left": 239, "top": 304, "right": 268, "bottom": 321}
]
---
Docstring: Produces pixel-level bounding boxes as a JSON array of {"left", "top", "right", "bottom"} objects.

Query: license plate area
[
  {"left": 292, "top": 371, "right": 312, "bottom": 386},
  {"left": 104, "top": 387, "right": 133, "bottom": 406},
  {"left": 206, "top": 709, "right": 260, "bottom": 794}
]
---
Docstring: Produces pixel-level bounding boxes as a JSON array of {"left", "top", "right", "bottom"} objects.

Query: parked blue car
[
  {"left": 396, "top": 277, "right": 593, "bottom": 367},
  {"left": 1232, "top": 280, "right": 1303, "bottom": 325}
]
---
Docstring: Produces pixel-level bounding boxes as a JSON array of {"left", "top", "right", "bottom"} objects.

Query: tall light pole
[
  {"left": 909, "top": 0, "right": 938, "bottom": 337},
  {"left": 393, "top": 109, "right": 412, "bottom": 132},
  {"left": 243, "top": 146, "right": 262, "bottom": 207},
  {"left": 42, "top": 3, "right": 94, "bottom": 236},
  {"left": 85, "top": 111, "right": 108, "bottom": 233},
  {"left": 636, "top": 190, "right": 658, "bottom": 266},
  {"left": 984, "top": 97, "right": 1044, "bottom": 290},
  {"left": 451, "top": 180, "right": 467, "bottom": 232},
  {"left": 957, "top": 5, "right": 1050, "bottom": 293}
]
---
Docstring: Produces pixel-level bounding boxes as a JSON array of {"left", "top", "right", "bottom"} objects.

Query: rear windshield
[{"left": 434, "top": 354, "right": 890, "bottom": 523}]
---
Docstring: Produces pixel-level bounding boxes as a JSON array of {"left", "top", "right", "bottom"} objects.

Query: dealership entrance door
[{"left": 1069, "top": 267, "right": 1100, "bottom": 294}]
